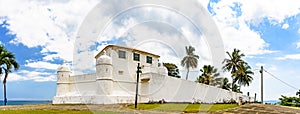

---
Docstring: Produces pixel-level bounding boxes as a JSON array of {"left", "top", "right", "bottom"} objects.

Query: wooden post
[
  {"left": 247, "top": 92, "right": 250, "bottom": 103},
  {"left": 254, "top": 93, "right": 257, "bottom": 103}
]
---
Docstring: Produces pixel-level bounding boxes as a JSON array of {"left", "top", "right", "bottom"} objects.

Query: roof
[
  {"left": 95, "top": 45, "right": 160, "bottom": 58},
  {"left": 57, "top": 61, "right": 71, "bottom": 71}
]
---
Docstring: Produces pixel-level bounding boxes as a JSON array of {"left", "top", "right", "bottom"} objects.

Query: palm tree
[
  {"left": 0, "top": 45, "right": 19, "bottom": 105},
  {"left": 197, "top": 65, "right": 222, "bottom": 86},
  {"left": 296, "top": 89, "right": 300, "bottom": 98},
  {"left": 234, "top": 63, "right": 254, "bottom": 88},
  {"left": 221, "top": 78, "right": 231, "bottom": 90},
  {"left": 196, "top": 76, "right": 205, "bottom": 84},
  {"left": 181, "top": 46, "right": 199, "bottom": 80},
  {"left": 222, "top": 48, "right": 245, "bottom": 91},
  {"left": 232, "top": 83, "right": 242, "bottom": 93}
]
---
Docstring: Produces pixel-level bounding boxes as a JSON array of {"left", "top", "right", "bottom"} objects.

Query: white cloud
[
  {"left": 25, "top": 61, "right": 60, "bottom": 70},
  {"left": 297, "top": 42, "right": 300, "bottom": 48},
  {"left": 1, "top": 70, "right": 56, "bottom": 82},
  {"left": 96, "top": 5, "right": 215, "bottom": 76},
  {"left": 281, "top": 23, "right": 289, "bottom": 29},
  {"left": 210, "top": 0, "right": 300, "bottom": 56},
  {"left": 0, "top": 0, "right": 98, "bottom": 62},
  {"left": 276, "top": 54, "right": 300, "bottom": 60},
  {"left": 238, "top": 0, "right": 300, "bottom": 25}
]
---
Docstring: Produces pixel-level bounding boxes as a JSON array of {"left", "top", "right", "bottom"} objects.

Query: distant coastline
[
  {"left": 0, "top": 100, "right": 52, "bottom": 106},
  {"left": 264, "top": 100, "right": 279, "bottom": 104},
  {"left": 0, "top": 100, "right": 279, "bottom": 106}
]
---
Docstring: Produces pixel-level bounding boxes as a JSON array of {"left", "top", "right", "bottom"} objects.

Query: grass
[
  {"left": 128, "top": 103, "right": 238, "bottom": 113},
  {"left": 0, "top": 103, "right": 238, "bottom": 113},
  {"left": 0, "top": 110, "right": 93, "bottom": 114},
  {"left": 0, "top": 110, "right": 119, "bottom": 114}
]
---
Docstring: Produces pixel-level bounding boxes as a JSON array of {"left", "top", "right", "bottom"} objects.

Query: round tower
[
  {"left": 158, "top": 62, "right": 168, "bottom": 76},
  {"left": 96, "top": 51, "right": 113, "bottom": 95},
  {"left": 56, "top": 61, "right": 71, "bottom": 96}
]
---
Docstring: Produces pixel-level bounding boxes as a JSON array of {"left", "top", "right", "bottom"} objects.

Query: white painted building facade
[{"left": 53, "top": 45, "right": 251, "bottom": 104}]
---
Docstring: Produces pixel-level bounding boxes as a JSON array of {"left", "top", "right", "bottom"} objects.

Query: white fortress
[{"left": 53, "top": 45, "right": 251, "bottom": 104}]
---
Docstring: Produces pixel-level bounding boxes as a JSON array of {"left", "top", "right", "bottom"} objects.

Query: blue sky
[{"left": 0, "top": 0, "right": 299, "bottom": 101}]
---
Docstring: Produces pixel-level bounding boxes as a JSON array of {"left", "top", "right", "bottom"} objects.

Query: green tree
[
  {"left": 279, "top": 95, "right": 300, "bottom": 106},
  {"left": 223, "top": 48, "right": 248, "bottom": 91},
  {"left": 232, "top": 83, "right": 242, "bottom": 93},
  {"left": 0, "top": 45, "right": 19, "bottom": 105},
  {"left": 196, "top": 75, "right": 205, "bottom": 84},
  {"left": 233, "top": 62, "right": 254, "bottom": 88},
  {"left": 221, "top": 78, "right": 231, "bottom": 90},
  {"left": 296, "top": 89, "right": 300, "bottom": 98},
  {"left": 197, "top": 65, "right": 222, "bottom": 86},
  {"left": 181, "top": 46, "right": 199, "bottom": 80},
  {"left": 163, "top": 63, "right": 180, "bottom": 78}
]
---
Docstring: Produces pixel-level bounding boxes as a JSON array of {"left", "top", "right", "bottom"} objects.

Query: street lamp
[{"left": 135, "top": 63, "right": 142, "bottom": 109}]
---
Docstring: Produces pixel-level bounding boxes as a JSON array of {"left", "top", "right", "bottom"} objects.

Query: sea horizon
[
  {"left": 264, "top": 100, "right": 280, "bottom": 104},
  {"left": 0, "top": 99, "right": 280, "bottom": 106},
  {"left": 0, "top": 100, "right": 52, "bottom": 106}
]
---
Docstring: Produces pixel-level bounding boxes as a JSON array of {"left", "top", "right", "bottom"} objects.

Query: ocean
[
  {"left": 264, "top": 100, "right": 280, "bottom": 104},
  {"left": 0, "top": 100, "right": 279, "bottom": 106},
  {"left": 0, "top": 100, "right": 52, "bottom": 106}
]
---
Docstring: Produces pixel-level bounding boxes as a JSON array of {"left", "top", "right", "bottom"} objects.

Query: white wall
[
  {"left": 54, "top": 46, "right": 252, "bottom": 104},
  {"left": 141, "top": 74, "right": 252, "bottom": 103},
  {"left": 104, "top": 47, "right": 159, "bottom": 83}
]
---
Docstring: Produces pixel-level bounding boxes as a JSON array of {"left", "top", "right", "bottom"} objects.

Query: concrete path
[{"left": 215, "top": 104, "right": 300, "bottom": 114}]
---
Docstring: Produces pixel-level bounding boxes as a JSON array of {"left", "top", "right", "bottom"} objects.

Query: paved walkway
[{"left": 215, "top": 104, "right": 300, "bottom": 114}]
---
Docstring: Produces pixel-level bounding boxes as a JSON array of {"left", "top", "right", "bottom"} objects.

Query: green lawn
[
  {"left": 0, "top": 110, "right": 119, "bottom": 114},
  {"left": 0, "top": 103, "right": 238, "bottom": 113},
  {"left": 129, "top": 103, "right": 238, "bottom": 113},
  {"left": 0, "top": 110, "right": 92, "bottom": 114}
]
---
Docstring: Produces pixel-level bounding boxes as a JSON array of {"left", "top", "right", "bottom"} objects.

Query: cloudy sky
[{"left": 0, "top": 0, "right": 299, "bottom": 101}]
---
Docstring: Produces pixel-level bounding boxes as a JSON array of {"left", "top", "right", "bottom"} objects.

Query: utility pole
[
  {"left": 135, "top": 63, "right": 142, "bottom": 109},
  {"left": 259, "top": 66, "right": 263, "bottom": 104}
]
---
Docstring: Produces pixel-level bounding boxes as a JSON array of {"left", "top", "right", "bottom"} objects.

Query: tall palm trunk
[
  {"left": 186, "top": 68, "right": 190, "bottom": 80},
  {"left": 232, "top": 79, "right": 234, "bottom": 91},
  {"left": 3, "top": 83, "right": 6, "bottom": 105},
  {"left": 3, "top": 73, "right": 8, "bottom": 106}
]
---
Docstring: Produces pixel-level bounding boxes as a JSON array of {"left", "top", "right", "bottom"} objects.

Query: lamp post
[{"left": 135, "top": 63, "right": 142, "bottom": 109}]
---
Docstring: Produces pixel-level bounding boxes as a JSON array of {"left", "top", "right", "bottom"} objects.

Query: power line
[{"left": 263, "top": 69, "right": 299, "bottom": 91}]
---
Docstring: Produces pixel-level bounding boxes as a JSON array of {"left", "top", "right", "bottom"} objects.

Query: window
[
  {"left": 146, "top": 56, "right": 152, "bottom": 64},
  {"left": 133, "top": 53, "right": 140, "bottom": 61},
  {"left": 118, "top": 50, "right": 126, "bottom": 59},
  {"left": 118, "top": 71, "right": 124, "bottom": 75}
]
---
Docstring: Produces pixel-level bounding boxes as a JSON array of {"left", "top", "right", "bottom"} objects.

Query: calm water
[
  {"left": 0, "top": 100, "right": 52, "bottom": 106},
  {"left": 264, "top": 100, "right": 280, "bottom": 104},
  {"left": 0, "top": 100, "right": 279, "bottom": 106}
]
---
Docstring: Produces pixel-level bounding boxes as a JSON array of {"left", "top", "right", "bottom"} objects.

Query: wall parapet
[{"left": 70, "top": 73, "right": 96, "bottom": 82}]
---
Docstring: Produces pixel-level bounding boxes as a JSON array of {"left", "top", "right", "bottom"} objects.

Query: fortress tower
[
  {"left": 56, "top": 61, "right": 71, "bottom": 96},
  {"left": 96, "top": 51, "right": 113, "bottom": 95}
]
